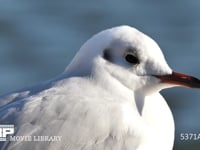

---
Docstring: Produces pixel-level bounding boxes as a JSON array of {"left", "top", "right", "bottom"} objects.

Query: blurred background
[{"left": 0, "top": 0, "right": 200, "bottom": 149}]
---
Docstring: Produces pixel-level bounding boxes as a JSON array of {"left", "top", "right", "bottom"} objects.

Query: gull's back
[{"left": 0, "top": 76, "right": 142, "bottom": 150}]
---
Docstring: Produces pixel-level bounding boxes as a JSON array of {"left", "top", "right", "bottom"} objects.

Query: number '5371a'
[{"left": 180, "top": 133, "right": 200, "bottom": 141}]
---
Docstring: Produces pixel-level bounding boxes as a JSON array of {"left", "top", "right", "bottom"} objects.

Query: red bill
[{"left": 154, "top": 71, "right": 200, "bottom": 88}]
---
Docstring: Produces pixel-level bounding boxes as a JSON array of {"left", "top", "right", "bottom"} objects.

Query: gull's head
[{"left": 65, "top": 25, "right": 200, "bottom": 94}]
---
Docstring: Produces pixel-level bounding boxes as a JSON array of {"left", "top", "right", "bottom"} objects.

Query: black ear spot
[{"left": 103, "top": 49, "right": 111, "bottom": 61}]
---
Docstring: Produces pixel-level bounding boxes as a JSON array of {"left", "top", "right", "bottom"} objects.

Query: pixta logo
[{"left": 0, "top": 125, "right": 14, "bottom": 141}]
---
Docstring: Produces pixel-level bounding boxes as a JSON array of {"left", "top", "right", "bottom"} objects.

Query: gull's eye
[{"left": 125, "top": 54, "right": 139, "bottom": 64}]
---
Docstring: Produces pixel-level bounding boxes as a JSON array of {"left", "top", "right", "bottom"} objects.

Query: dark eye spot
[{"left": 125, "top": 54, "right": 139, "bottom": 64}]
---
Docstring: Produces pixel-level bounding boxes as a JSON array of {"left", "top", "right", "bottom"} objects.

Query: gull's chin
[{"left": 133, "top": 76, "right": 163, "bottom": 95}]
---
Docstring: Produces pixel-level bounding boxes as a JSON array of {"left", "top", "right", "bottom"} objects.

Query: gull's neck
[
  {"left": 93, "top": 66, "right": 174, "bottom": 149},
  {"left": 92, "top": 64, "right": 133, "bottom": 102}
]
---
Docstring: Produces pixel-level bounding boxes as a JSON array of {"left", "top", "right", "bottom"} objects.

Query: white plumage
[{"left": 0, "top": 25, "right": 200, "bottom": 150}]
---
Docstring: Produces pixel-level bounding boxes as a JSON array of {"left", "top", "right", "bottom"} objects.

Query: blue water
[{"left": 0, "top": 0, "right": 200, "bottom": 149}]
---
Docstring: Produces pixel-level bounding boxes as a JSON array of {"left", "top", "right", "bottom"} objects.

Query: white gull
[{"left": 0, "top": 25, "right": 200, "bottom": 150}]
